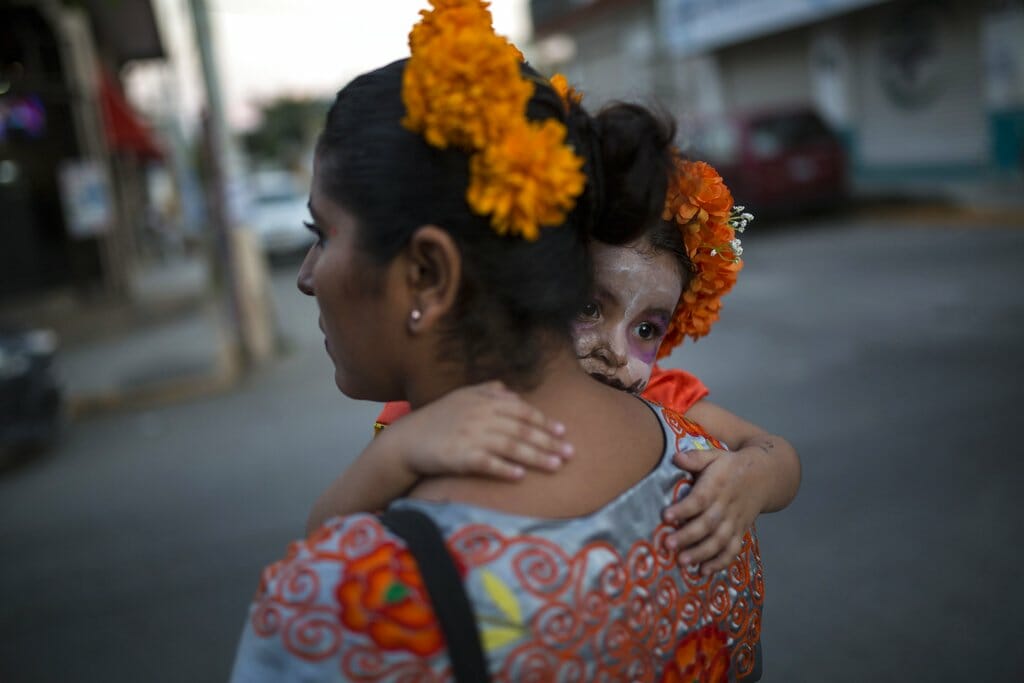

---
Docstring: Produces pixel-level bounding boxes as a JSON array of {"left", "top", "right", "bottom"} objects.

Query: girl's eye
[
  {"left": 635, "top": 322, "right": 662, "bottom": 341},
  {"left": 303, "top": 221, "right": 326, "bottom": 247},
  {"left": 580, "top": 302, "right": 600, "bottom": 319}
]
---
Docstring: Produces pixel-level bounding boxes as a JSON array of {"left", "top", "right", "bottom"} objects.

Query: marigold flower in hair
[
  {"left": 401, "top": 0, "right": 586, "bottom": 240},
  {"left": 403, "top": 8, "right": 530, "bottom": 150},
  {"left": 550, "top": 73, "right": 583, "bottom": 110},
  {"left": 468, "top": 119, "right": 586, "bottom": 240},
  {"left": 658, "top": 156, "right": 748, "bottom": 359}
]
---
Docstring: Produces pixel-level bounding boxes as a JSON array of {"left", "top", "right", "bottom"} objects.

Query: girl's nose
[{"left": 595, "top": 332, "right": 627, "bottom": 367}]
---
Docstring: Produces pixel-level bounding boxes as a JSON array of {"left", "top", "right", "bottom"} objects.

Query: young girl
[{"left": 307, "top": 155, "right": 801, "bottom": 579}]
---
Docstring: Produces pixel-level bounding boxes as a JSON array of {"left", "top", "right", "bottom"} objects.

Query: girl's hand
[
  {"left": 393, "top": 381, "right": 573, "bottom": 481},
  {"left": 661, "top": 447, "right": 765, "bottom": 575}
]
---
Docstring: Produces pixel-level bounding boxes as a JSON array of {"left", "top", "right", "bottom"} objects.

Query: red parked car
[{"left": 686, "top": 106, "right": 848, "bottom": 215}]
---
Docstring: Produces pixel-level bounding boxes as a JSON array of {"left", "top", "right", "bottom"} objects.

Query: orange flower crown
[
  {"left": 401, "top": 0, "right": 586, "bottom": 241},
  {"left": 658, "top": 155, "right": 752, "bottom": 359}
]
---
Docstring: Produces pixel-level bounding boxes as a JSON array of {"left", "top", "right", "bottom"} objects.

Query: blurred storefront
[
  {"left": 531, "top": 0, "right": 1024, "bottom": 193},
  {"left": 0, "top": 0, "right": 167, "bottom": 302}
]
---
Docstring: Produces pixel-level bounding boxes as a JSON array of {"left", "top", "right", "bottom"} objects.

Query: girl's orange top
[{"left": 373, "top": 366, "right": 709, "bottom": 431}]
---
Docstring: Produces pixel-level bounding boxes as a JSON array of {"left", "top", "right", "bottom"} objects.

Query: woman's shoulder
[{"left": 231, "top": 514, "right": 453, "bottom": 681}]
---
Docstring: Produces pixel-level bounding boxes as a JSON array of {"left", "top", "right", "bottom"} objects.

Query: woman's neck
[{"left": 403, "top": 335, "right": 583, "bottom": 410}]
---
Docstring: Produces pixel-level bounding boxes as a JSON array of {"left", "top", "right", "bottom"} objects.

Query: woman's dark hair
[{"left": 315, "top": 59, "right": 675, "bottom": 387}]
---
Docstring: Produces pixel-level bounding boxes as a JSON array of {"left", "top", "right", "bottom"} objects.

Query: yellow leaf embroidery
[
  {"left": 481, "top": 624, "right": 524, "bottom": 652},
  {"left": 481, "top": 570, "right": 523, "bottom": 625}
]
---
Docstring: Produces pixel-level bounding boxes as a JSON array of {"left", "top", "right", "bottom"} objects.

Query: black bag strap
[{"left": 380, "top": 507, "right": 492, "bottom": 683}]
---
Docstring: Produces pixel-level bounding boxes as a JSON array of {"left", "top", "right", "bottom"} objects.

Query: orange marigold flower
[
  {"left": 402, "top": 19, "right": 531, "bottom": 150},
  {"left": 408, "top": 0, "right": 494, "bottom": 52},
  {"left": 467, "top": 119, "right": 586, "bottom": 240},
  {"left": 658, "top": 157, "right": 743, "bottom": 359},
  {"left": 665, "top": 159, "right": 733, "bottom": 225},
  {"left": 550, "top": 73, "right": 583, "bottom": 110},
  {"left": 402, "top": 0, "right": 586, "bottom": 241}
]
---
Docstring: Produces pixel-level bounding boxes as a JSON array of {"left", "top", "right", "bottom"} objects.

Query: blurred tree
[{"left": 241, "top": 96, "right": 329, "bottom": 171}]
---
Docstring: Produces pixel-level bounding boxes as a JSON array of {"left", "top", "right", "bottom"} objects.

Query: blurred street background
[{"left": 1, "top": 0, "right": 1023, "bottom": 681}]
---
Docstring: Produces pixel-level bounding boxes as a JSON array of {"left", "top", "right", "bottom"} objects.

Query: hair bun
[{"left": 590, "top": 103, "right": 676, "bottom": 245}]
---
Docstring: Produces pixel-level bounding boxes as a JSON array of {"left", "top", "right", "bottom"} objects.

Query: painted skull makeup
[{"left": 573, "top": 239, "right": 684, "bottom": 394}]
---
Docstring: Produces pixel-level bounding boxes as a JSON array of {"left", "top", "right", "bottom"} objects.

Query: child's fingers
[
  {"left": 493, "top": 395, "right": 568, "bottom": 440},
  {"left": 673, "top": 448, "right": 720, "bottom": 473},
  {"left": 675, "top": 518, "right": 735, "bottom": 571},
  {"left": 662, "top": 488, "right": 710, "bottom": 526},
  {"left": 663, "top": 502, "right": 723, "bottom": 551},
  {"left": 469, "top": 451, "right": 526, "bottom": 480},
  {"left": 487, "top": 407, "right": 572, "bottom": 460},
  {"left": 484, "top": 430, "right": 566, "bottom": 472},
  {"left": 697, "top": 536, "right": 744, "bottom": 576}
]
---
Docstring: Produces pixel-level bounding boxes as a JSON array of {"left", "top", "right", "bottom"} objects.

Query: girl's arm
[
  {"left": 306, "top": 381, "right": 573, "bottom": 535},
  {"left": 662, "top": 399, "right": 801, "bottom": 574}
]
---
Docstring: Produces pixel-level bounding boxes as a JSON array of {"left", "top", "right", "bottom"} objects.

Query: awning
[{"left": 98, "top": 70, "right": 163, "bottom": 160}]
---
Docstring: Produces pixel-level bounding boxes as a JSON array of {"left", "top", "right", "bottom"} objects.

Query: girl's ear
[{"left": 401, "top": 225, "right": 462, "bottom": 333}]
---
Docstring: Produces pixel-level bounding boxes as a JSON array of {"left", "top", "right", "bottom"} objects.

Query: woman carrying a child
[{"left": 231, "top": 1, "right": 797, "bottom": 680}]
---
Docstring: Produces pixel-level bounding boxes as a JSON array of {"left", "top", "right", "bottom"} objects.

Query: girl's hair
[
  {"left": 315, "top": 59, "right": 675, "bottom": 386},
  {"left": 644, "top": 219, "right": 695, "bottom": 291}
]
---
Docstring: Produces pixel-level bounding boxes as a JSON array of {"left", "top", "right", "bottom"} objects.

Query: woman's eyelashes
[{"left": 303, "top": 220, "right": 326, "bottom": 247}]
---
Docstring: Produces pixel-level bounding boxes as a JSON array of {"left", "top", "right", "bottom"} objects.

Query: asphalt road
[{"left": 1, "top": 215, "right": 1022, "bottom": 682}]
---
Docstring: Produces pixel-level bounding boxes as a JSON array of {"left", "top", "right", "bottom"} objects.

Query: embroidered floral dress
[{"left": 230, "top": 404, "right": 764, "bottom": 682}]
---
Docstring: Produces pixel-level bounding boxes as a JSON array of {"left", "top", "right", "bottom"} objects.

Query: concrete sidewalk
[
  {"left": 3, "top": 256, "right": 240, "bottom": 419},
  {"left": 851, "top": 175, "right": 1024, "bottom": 225}
]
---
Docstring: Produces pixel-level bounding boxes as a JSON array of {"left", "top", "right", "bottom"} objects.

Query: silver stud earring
[{"left": 410, "top": 309, "right": 422, "bottom": 323}]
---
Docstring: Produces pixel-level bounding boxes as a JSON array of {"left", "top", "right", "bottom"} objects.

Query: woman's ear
[{"left": 402, "top": 225, "right": 461, "bottom": 333}]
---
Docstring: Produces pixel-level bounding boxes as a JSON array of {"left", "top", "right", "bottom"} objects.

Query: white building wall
[
  {"left": 548, "top": 3, "right": 656, "bottom": 107},
  {"left": 852, "top": 2, "right": 987, "bottom": 168},
  {"left": 717, "top": 29, "right": 814, "bottom": 112}
]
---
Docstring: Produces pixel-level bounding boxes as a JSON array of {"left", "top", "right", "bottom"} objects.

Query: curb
[
  {"left": 66, "top": 320, "right": 244, "bottom": 421},
  {"left": 849, "top": 199, "right": 1024, "bottom": 227}
]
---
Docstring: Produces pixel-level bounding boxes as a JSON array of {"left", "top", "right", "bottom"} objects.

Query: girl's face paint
[{"left": 573, "top": 239, "right": 683, "bottom": 394}]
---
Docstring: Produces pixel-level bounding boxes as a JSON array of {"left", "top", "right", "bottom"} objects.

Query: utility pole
[{"left": 186, "top": 0, "right": 285, "bottom": 370}]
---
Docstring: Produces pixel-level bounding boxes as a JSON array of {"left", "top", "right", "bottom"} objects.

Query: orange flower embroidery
[
  {"left": 660, "top": 624, "right": 731, "bottom": 683},
  {"left": 335, "top": 542, "right": 444, "bottom": 656}
]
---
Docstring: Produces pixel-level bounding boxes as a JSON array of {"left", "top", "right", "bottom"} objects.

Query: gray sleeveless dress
[{"left": 230, "top": 402, "right": 764, "bottom": 682}]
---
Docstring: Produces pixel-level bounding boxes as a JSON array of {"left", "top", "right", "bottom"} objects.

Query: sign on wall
[{"left": 58, "top": 159, "right": 114, "bottom": 238}]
